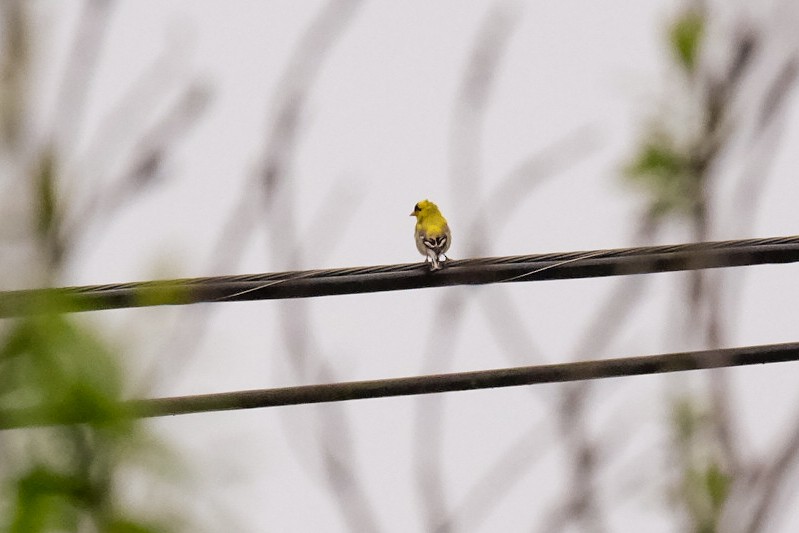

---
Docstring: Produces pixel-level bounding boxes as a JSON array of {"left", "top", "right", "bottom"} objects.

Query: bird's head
[{"left": 410, "top": 199, "right": 439, "bottom": 220}]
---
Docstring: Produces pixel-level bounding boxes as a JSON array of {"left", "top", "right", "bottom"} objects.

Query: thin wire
[
  {"left": 2, "top": 235, "right": 799, "bottom": 317},
  {"left": 1, "top": 341, "right": 797, "bottom": 430}
]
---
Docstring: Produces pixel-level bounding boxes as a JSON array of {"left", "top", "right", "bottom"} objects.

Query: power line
[
  {"left": 1, "top": 341, "right": 798, "bottom": 429},
  {"left": 2, "top": 235, "right": 799, "bottom": 317}
]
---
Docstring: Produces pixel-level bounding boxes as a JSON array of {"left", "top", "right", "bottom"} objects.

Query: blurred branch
[
  {"left": 74, "top": 39, "right": 195, "bottom": 179},
  {"left": 142, "top": 0, "right": 363, "bottom": 382},
  {"left": 60, "top": 81, "right": 211, "bottom": 256},
  {"left": 52, "top": 0, "right": 116, "bottom": 153},
  {"left": 147, "top": 0, "right": 365, "bottom": 382},
  {"left": 251, "top": 1, "right": 379, "bottom": 531},
  {"left": 422, "top": 0, "right": 571, "bottom": 523},
  {"left": 470, "top": 125, "right": 601, "bottom": 240},
  {"left": 258, "top": 0, "right": 363, "bottom": 221},
  {"left": 435, "top": 417, "right": 553, "bottom": 532},
  {"left": 547, "top": 218, "right": 660, "bottom": 531},
  {"left": 414, "top": 291, "right": 470, "bottom": 531},
  {"left": 626, "top": 6, "right": 799, "bottom": 530},
  {"left": 755, "top": 56, "right": 797, "bottom": 131},
  {"left": 137, "top": 181, "right": 361, "bottom": 397},
  {"left": 450, "top": 0, "right": 522, "bottom": 255},
  {"left": 462, "top": 221, "right": 655, "bottom": 531},
  {"left": 310, "top": 363, "right": 382, "bottom": 532},
  {"left": 0, "top": 0, "right": 29, "bottom": 150},
  {"left": 105, "top": 82, "right": 210, "bottom": 198},
  {"left": 0, "top": 4, "right": 191, "bottom": 525},
  {"left": 738, "top": 412, "right": 799, "bottom": 533},
  {"left": 480, "top": 288, "right": 546, "bottom": 366},
  {"left": 443, "top": 125, "right": 603, "bottom": 528},
  {"left": 700, "top": 9, "right": 799, "bottom": 500},
  {"left": 470, "top": 125, "right": 602, "bottom": 367}
]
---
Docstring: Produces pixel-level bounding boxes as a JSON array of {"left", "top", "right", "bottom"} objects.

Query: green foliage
[
  {"left": 703, "top": 463, "right": 730, "bottom": 513},
  {"left": 0, "top": 307, "right": 174, "bottom": 532},
  {"left": 10, "top": 467, "right": 89, "bottom": 533},
  {"left": 669, "top": 9, "right": 705, "bottom": 74},
  {"left": 624, "top": 135, "right": 703, "bottom": 219},
  {"left": 34, "top": 151, "right": 57, "bottom": 238},
  {"left": 1, "top": 5, "right": 189, "bottom": 532},
  {"left": 624, "top": 7, "right": 713, "bottom": 222},
  {"left": 134, "top": 282, "right": 192, "bottom": 309},
  {"left": 673, "top": 396, "right": 699, "bottom": 442},
  {"left": 0, "top": 312, "right": 129, "bottom": 427},
  {"left": 33, "top": 150, "right": 64, "bottom": 267},
  {"left": 104, "top": 520, "right": 167, "bottom": 533},
  {"left": 670, "top": 398, "right": 732, "bottom": 533}
]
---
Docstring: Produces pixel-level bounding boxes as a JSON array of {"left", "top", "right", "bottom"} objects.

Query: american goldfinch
[{"left": 410, "top": 199, "right": 451, "bottom": 270}]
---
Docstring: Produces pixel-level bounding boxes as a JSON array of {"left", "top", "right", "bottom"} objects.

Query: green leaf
[
  {"left": 705, "top": 463, "right": 731, "bottom": 511},
  {"left": 626, "top": 141, "right": 687, "bottom": 180},
  {"left": 9, "top": 467, "right": 83, "bottom": 533},
  {"left": 34, "top": 150, "right": 58, "bottom": 238},
  {"left": 105, "top": 518, "right": 170, "bottom": 533},
  {"left": 670, "top": 10, "right": 705, "bottom": 73},
  {"left": 624, "top": 136, "right": 703, "bottom": 218}
]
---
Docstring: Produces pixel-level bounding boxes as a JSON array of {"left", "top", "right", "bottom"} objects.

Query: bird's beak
[{"left": 409, "top": 211, "right": 415, "bottom": 217}]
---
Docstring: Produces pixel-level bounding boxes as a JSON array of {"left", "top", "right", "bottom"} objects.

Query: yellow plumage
[{"left": 410, "top": 199, "right": 451, "bottom": 270}]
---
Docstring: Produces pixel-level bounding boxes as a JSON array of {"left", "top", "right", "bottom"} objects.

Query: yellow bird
[{"left": 410, "top": 199, "right": 451, "bottom": 270}]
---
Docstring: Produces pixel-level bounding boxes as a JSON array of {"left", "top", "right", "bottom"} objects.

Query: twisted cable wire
[{"left": 2, "top": 235, "right": 799, "bottom": 317}]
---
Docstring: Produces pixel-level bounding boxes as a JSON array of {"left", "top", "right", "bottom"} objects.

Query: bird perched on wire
[{"left": 410, "top": 199, "right": 451, "bottom": 271}]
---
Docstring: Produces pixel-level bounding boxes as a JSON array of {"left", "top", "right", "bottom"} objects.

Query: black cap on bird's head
[{"left": 410, "top": 199, "right": 435, "bottom": 217}]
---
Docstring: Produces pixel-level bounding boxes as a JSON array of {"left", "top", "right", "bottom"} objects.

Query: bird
[{"left": 410, "top": 199, "right": 451, "bottom": 271}]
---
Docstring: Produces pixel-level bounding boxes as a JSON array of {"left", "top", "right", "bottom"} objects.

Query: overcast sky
[{"left": 17, "top": 1, "right": 799, "bottom": 531}]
